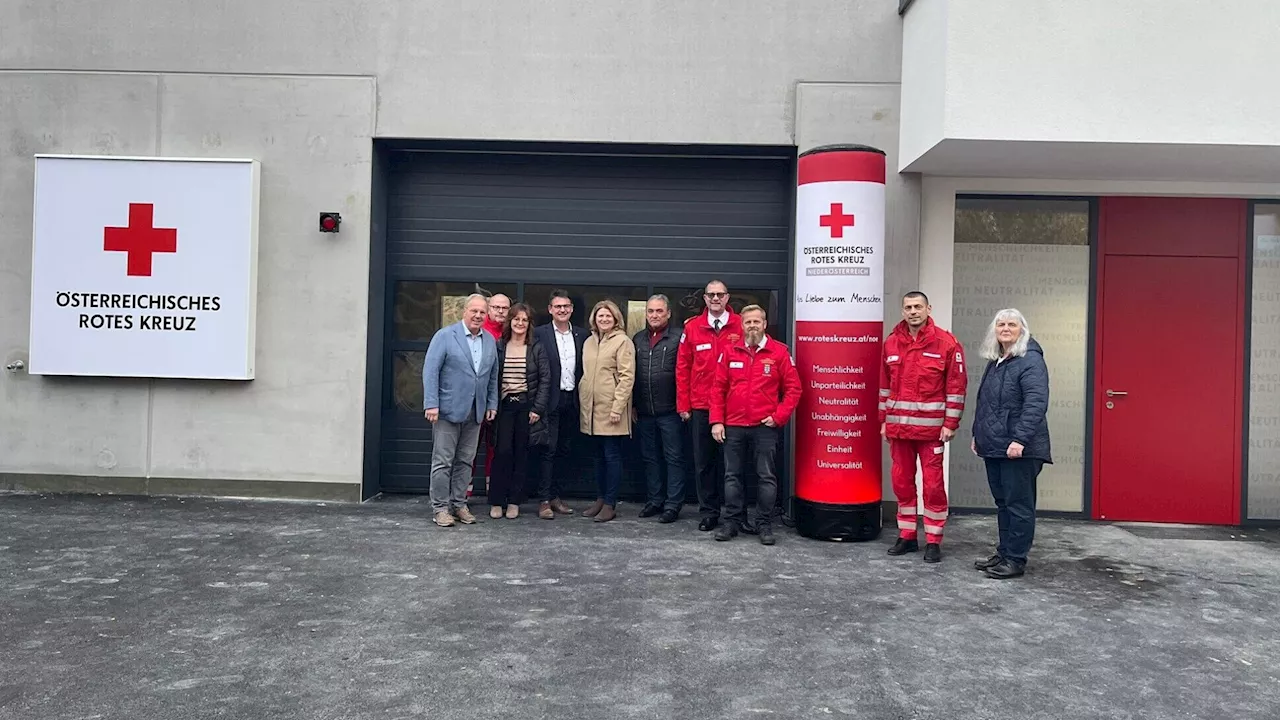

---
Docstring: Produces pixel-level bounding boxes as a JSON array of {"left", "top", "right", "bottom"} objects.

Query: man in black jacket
[
  {"left": 532, "top": 289, "right": 591, "bottom": 520},
  {"left": 632, "top": 294, "right": 686, "bottom": 523}
]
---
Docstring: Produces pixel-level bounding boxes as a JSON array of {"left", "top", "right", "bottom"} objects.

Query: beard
[{"left": 745, "top": 328, "right": 764, "bottom": 346}]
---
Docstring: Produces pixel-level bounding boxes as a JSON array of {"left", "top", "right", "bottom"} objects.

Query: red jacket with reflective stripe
[
  {"left": 710, "top": 337, "right": 802, "bottom": 427},
  {"left": 676, "top": 309, "right": 744, "bottom": 413},
  {"left": 878, "top": 318, "right": 968, "bottom": 441}
]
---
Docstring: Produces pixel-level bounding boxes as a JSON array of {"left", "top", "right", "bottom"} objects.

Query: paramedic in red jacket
[
  {"left": 482, "top": 294, "right": 510, "bottom": 340},
  {"left": 879, "top": 291, "right": 967, "bottom": 563},
  {"left": 676, "top": 280, "right": 744, "bottom": 532},
  {"left": 710, "top": 304, "right": 802, "bottom": 546}
]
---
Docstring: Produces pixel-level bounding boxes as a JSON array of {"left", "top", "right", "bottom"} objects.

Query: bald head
[{"left": 488, "top": 293, "right": 511, "bottom": 324}]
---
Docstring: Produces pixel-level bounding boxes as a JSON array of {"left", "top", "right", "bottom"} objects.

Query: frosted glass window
[
  {"left": 951, "top": 198, "right": 1090, "bottom": 512},
  {"left": 1249, "top": 203, "right": 1280, "bottom": 520}
]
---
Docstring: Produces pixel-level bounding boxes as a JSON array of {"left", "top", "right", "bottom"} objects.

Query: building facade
[{"left": 2, "top": 0, "right": 1277, "bottom": 523}]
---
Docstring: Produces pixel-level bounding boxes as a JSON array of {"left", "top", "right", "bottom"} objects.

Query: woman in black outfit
[
  {"left": 970, "top": 308, "right": 1051, "bottom": 579},
  {"left": 489, "top": 303, "right": 552, "bottom": 519}
]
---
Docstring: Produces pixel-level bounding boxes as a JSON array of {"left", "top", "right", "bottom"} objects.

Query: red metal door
[{"left": 1094, "top": 198, "right": 1245, "bottom": 525}]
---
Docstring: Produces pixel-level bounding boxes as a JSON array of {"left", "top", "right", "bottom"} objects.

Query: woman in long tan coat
[{"left": 579, "top": 299, "right": 636, "bottom": 523}]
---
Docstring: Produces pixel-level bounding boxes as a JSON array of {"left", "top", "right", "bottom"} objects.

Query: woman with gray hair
[{"left": 970, "top": 308, "right": 1051, "bottom": 579}]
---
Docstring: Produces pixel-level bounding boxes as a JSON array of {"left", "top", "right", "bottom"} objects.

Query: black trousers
[
  {"left": 723, "top": 425, "right": 780, "bottom": 529},
  {"left": 984, "top": 457, "right": 1044, "bottom": 565},
  {"left": 489, "top": 394, "right": 531, "bottom": 507},
  {"left": 538, "top": 391, "right": 578, "bottom": 500},
  {"left": 690, "top": 409, "right": 724, "bottom": 520}
]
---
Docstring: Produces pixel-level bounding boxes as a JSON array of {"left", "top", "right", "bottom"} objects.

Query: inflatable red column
[{"left": 791, "top": 145, "right": 885, "bottom": 541}]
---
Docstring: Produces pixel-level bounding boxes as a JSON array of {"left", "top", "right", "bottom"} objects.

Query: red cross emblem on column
[
  {"left": 820, "top": 202, "right": 855, "bottom": 238},
  {"left": 103, "top": 203, "right": 178, "bottom": 277}
]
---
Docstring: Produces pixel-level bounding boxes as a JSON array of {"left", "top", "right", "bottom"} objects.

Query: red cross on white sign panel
[
  {"left": 820, "top": 202, "right": 855, "bottom": 238},
  {"left": 28, "top": 155, "right": 261, "bottom": 380},
  {"left": 103, "top": 203, "right": 178, "bottom": 277}
]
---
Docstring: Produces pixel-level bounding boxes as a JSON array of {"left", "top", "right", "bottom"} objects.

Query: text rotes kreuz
[{"left": 55, "top": 291, "right": 222, "bottom": 332}]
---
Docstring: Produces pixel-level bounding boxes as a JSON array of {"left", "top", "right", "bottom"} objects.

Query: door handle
[{"left": 1106, "top": 389, "right": 1127, "bottom": 397}]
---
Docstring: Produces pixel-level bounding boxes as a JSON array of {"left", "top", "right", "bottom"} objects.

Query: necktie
[{"left": 713, "top": 319, "right": 722, "bottom": 333}]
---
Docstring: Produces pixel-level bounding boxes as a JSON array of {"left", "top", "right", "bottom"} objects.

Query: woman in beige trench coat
[{"left": 579, "top": 299, "right": 636, "bottom": 523}]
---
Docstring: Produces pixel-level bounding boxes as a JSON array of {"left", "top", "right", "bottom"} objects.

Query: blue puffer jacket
[{"left": 972, "top": 338, "right": 1053, "bottom": 463}]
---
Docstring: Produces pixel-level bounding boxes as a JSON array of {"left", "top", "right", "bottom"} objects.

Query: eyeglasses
[
  {"left": 704, "top": 292, "right": 727, "bottom": 299},
  {"left": 551, "top": 304, "right": 572, "bottom": 311}
]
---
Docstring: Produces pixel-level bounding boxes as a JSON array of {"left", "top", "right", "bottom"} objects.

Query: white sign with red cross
[{"left": 28, "top": 155, "right": 260, "bottom": 379}]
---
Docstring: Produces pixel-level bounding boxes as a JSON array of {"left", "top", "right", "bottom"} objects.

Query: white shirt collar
[
  {"left": 749, "top": 335, "right": 769, "bottom": 351},
  {"left": 708, "top": 310, "right": 728, "bottom": 327}
]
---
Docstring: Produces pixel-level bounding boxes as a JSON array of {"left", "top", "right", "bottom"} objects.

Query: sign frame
[{"left": 28, "top": 154, "right": 261, "bottom": 380}]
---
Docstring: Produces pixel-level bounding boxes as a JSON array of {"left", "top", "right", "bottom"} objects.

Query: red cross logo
[
  {"left": 104, "top": 203, "right": 177, "bottom": 277},
  {"left": 819, "top": 202, "right": 855, "bottom": 238}
]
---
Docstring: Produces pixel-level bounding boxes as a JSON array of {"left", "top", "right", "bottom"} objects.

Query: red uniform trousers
[{"left": 889, "top": 438, "right": 948, "bottom": 544}]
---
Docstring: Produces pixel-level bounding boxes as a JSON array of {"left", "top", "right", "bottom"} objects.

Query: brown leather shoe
[
  {"left": 433, "top": 511, "right": 455, "bottom": 527},
  {"left": 593, "top": 504, "right": 616, "bottom": 523},
  {"left": 583, "top": 499, "right": 605, "bottom": 518},
  {"left": 455, "top": 506, "right": 477, "bottom": 525},
  {"left": 550, "top": 498, "right": 574, "bottom": 515},
  {"left": 538, "top": 502, "right": 555, "bottom": 520}
]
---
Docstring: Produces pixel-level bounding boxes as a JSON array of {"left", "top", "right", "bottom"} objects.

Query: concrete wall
[
  {"left": 3, "top": 0, "right": 903, "bottom": 145},
  {"left": 1, "top": 1, "right": 912, "bottom": 498},
  {"left": 0, "top": 72, "right": 376, "bottom": 498},
  {"left": 2, "top": 75, "right": 159, "bottom": 484}
]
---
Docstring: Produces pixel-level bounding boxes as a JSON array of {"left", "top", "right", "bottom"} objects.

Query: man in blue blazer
[
  {"left": 531, "top": 289, "right": 591, "bottom": 519},
  {"left": 423, "top": 294, "right": 499, "bottom": 527}
]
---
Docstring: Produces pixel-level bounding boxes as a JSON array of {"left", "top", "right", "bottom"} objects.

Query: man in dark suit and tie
[
  {"left": 422, "top": 294, "right": 499, "bottom": 527},
  {"left": 532, "top": 289, "right": 590, "bottom": 519}
]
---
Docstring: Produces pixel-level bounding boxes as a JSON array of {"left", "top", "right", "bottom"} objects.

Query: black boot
[
  {"left": 985, "top": 560, "right": 1025, "bottom": 579},
  {"left": 638, "top": 504, "right": 662, "bottom": 518},
  {"left": 759, "top": 525, "right": 776, "bottom": 546},
  {"left": 887, "top": 538, "right": 919, "bottom": 556},
  {"left": 924, "top": 543, "right": 942, "bottom": 564},
  {"left": 974, "top": 554, "right": 1002, "bottom": 571},
  {"left": 714, "top": 522, "right": 739, "bottom": 542}
]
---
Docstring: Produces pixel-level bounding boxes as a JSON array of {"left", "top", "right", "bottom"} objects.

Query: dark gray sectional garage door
[{"left": 378, "top": 142, "right": 794, "bottom": 498}]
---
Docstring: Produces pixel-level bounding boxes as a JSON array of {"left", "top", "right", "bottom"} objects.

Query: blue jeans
[
  {"left": 984, "top": 458, "right": 1044, "bottom": 565},
  {"left": 636, "top": 412, "right": 686, "bottom": 511},
  {"left": 593, "top": 435, "right": 624, "bottom": 505}
]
